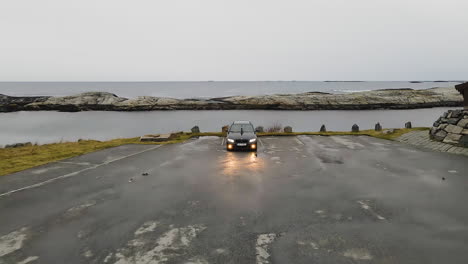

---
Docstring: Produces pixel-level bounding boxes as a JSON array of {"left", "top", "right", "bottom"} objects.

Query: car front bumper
[{"left": 227, "top": 142, "right": 257, "bottom": 151}]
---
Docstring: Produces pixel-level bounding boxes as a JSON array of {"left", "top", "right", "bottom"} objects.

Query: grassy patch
[
  {"left": 0, "top": 132, "right": 225, "bottom": 176},
  {"left": 257, "top": 127, "right": 429, "bottom": 140},
  {"left": 0, "top": 129, "right": 426, "bottom": 176}
]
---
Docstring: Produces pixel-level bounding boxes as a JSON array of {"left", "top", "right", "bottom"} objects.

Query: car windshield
[{"left": 229, "top": 124, "right": 254, "bottom": 133}]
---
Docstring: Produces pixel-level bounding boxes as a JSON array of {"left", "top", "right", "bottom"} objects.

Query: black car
[{"left": 226, "top": 121, "right": 257, "bottom": 151}]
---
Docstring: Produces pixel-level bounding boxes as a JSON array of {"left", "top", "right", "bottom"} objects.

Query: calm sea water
[
  {"left": 0, "top": 81, "right": 462, "bottom": 98},
  {"left": 0, "top": 108, "right": 456, "bottom": 146},
  {"left": 0, "top": 81, "right": 462, "bottom": 146}
]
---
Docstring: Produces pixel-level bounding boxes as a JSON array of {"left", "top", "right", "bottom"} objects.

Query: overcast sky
[{"left": 0, "top": 0, "right": 467, "bottom": 81}]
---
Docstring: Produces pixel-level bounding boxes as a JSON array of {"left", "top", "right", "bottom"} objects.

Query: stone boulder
[
  {"left": 443, "top": 133, "right": 462, "bottom": 144},
  {"left": 191, "top": 126, "right": 200, "bottom": 133},
  {"left": 432, "top": 130, "right": 448, "bottom": 141},
  {"left": 458, "top": 119, "right": 468, "bottom": 128},
  {"left": 375, "top": 123, "right": 382, "bottom": 131},
  {"left": 255, "top": 126, "right": 264, "bottom": 133}
]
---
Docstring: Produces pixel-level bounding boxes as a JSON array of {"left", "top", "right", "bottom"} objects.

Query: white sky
[{"left": 0, "top": 0, "right": 467, "bottom": 81}]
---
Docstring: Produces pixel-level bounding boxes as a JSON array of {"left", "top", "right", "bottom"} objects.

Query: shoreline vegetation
[
  {"left": 0, "top": 128, "right": 428, "bottom": 176},
  {"left": 0, "top": 87, "right": 463, "bottom": 112}
]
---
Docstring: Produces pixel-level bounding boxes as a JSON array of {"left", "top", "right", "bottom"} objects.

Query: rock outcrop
[
  {"left": 0, "top": 87, "right": 463, "bottom": 112},
  {"left": 430, "top": 109, "right": 468, "bottom": 147},
  {"left": 0, "top": 94, "right": 50, "bottom": 112}
]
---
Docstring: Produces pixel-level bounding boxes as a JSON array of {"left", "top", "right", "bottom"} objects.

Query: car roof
[{"left": 232, "top": 121, "right": 252, "bottom": 124}]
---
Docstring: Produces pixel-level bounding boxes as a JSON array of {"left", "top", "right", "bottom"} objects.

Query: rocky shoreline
[{"left": 0, "top": 87, "right": 463, "bottom": 112}]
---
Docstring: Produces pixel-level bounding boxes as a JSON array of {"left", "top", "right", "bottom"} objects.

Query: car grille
[{"left": 235, "top": 139, "right": 249, "bottom": 144}]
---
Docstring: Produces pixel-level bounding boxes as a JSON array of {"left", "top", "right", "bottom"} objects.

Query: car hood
[{"left": 227, "top": 132, "right": 257, "bottom": 140}]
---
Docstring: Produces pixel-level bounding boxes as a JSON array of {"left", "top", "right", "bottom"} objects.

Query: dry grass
[
  {"left": 265, "top": 122, "right": 283, "bottom": 132},
  {"left": 0, "top": 128, "right": 426, "bottom": 177}
]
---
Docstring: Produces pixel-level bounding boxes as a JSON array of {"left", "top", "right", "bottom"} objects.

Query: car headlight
[
  {"left": 249, "top": 138, "right": 257, "bottom": 143},
  {"left": 227, "top": 138, "right": 235, "bottom": 143}
]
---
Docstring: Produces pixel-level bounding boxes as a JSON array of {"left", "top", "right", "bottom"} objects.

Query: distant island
[
  {"left": 323, "top": 81, "right": 365, "bottom": 82},
  {"left": 0, "top": 87, "right": 463, "bottom": 112},
  {"left": 409, "top": 80, "right": 465, "bottom": 83}
]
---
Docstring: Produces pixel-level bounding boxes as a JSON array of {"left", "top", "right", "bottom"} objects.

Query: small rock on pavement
[
  {"left": 352, "top": 124, "right": 359, "bottom": 132},
  {"left": 284, "top": 126, "right": 293, "bottom": 133},
  {"left": 405, "top": 122, "right": 412, "bottom": 129},
  {"left": 320, "top": 125, "right": 326, "bottom": 132},
  {"left": 140, "top": 134, "right": 171, "bottom": 142},
  {"left": 375, "top": 122, "right": 382, "bottom": 131},
  {"left": 191, "top": 126, "right": 200, "bottom": 133}
]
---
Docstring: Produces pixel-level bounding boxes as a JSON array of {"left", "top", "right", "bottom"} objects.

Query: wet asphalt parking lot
[{"left": 0, "top": 135, "right": 468, "bottom": 264}]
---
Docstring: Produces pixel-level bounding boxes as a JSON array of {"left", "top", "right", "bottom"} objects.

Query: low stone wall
[{"left": 430, "top": 109, "right": 468, "bottom": 147}]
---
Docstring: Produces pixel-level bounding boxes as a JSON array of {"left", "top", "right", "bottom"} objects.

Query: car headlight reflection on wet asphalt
[{"left": 221, "top": 152, "right": 264, "bottom": 176}]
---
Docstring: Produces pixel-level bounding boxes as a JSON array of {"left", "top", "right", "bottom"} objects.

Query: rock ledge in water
[{"left": 0, "top": 87, "right": 463, "bottom": 112}]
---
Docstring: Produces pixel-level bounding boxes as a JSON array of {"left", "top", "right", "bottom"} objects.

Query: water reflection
[{"left": 221, "top": 151, "right": 265, "bottom": 177}]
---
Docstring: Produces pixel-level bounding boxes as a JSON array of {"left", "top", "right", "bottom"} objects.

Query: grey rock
[
  {"left": 405, "top": 122, "right": 412, "bottom": 129},
  {"left": 0, "top": 94, "right": 49, "bottom": 112},
  {"left": 191, "top": 126, "right": 200, "bottom": 133},
  {"left": 352, "top": 124, "right": 359, "bottom": 132},
  {"left": 459, "top": 135, "right": 468, "bottom": 147},
  {"left": 255, "top": 126, "right": 264, "bottom": 133},
  {"left": 438, "top": 124, "right": 448, "bottom": 130},
  {"left": 320, "top": 125, "right": 327, "bottom": 132},
  {"left": 457, "top": 118, "right": 468, "bottom": 128},
  {"left": 433, "top": 130, "right": 448, "bottom": 141},
  {"left": 447, "top": 118, "right": 460, "bottom": 125},
  {"left": 375, "top": 122, "right": 382, "bottom": 131},
  {"left": 284, "top": 126, "right": 293, "bottom": 133},
  {"left": 445, "top": 124, "right": 463, "bottom": 134},
  {"left": 443, "top": 133, "right": 462, "bottom": 144},
  {"left": 450, "top": 109, "right": 462, "bottom": 119}
]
